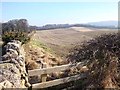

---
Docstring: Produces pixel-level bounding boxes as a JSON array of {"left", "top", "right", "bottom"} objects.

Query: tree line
[{"left": 1, "top": 19, "right": 32, "bottom": 44}]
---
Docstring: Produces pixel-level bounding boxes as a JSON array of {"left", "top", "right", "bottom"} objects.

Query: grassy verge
[{"left": 30, "top": 39, "right": 54, "bottom": 54}]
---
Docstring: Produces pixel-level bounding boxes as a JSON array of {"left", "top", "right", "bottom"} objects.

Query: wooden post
[{"left": 41, "top": 63, "right": 47, "bottom": 82}]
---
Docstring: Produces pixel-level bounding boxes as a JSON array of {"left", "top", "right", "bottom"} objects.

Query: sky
[{"left": 1, "top": 2, "right": 118, "bottom": 26}]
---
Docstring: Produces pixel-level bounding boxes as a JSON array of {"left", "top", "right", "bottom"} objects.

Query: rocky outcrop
[{"left": 0, "top": 40, "right": 30, "bottom": 89}]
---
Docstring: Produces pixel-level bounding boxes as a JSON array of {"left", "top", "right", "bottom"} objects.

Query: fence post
[{"left": 41, "top": 63, "right": 47, "bottom": 82}]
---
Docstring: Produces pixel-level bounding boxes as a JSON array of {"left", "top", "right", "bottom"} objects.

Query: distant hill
[
  {"left": 29, "top": 21, "right": 118, "bottom": 30},
  {"left": 88, "top": 21, "right": 118, "bottom": 28}
]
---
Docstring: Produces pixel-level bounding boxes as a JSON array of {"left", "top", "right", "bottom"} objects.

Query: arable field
[{"left": 33, "top": 27, "right": 118, "bottom": 60}]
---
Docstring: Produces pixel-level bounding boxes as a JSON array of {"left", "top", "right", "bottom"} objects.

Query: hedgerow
[
  {"left": 2, "top": 19, "right": 31, "bottom": 44},
  {"left": 68, "top": 33, "right": 120, "bottom": 88}
]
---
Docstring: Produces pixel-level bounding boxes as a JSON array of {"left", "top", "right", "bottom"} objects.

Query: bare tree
[{"left": 2, "top": 19, "right": 29, "bottom": 34}]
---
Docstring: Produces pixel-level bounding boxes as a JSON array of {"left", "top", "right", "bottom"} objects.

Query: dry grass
[{"left": 23, "top": 38, "right": 66, "bottom": 70}]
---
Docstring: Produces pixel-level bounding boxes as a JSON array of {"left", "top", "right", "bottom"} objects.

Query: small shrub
[{"left": 2, "top": 31, "right": 30, "bottom": 44}]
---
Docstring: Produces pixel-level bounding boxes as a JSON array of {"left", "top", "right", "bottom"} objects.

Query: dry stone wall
[{"left": 0, "top": 40, "right": 30, "bottom": 89}]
